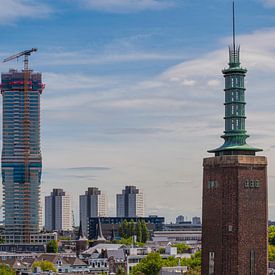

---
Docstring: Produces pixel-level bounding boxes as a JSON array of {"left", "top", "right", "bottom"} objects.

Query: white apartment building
[
  {"left": 116, "top": 186, "right": 145, "bottom": 217},
  {"left": 79, "top": 187, "right": 108, "bottom": 236},
  {"left": 45, "top": 189, "right": 72, "bottom": 231}
]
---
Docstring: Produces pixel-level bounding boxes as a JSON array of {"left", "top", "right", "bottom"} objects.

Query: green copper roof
[{"left": 208, "top": 45, "right": 262, "bottom": 155}]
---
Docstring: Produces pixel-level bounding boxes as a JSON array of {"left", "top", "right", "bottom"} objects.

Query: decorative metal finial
[{"left": 233, "top": 1, "right": 236, "bottom": 54}]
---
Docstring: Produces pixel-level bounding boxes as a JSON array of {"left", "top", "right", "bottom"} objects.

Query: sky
[{"left": 0, "top": 0, "right": 275, "bottom": 224}]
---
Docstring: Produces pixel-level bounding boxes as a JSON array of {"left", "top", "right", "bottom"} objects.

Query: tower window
[
  {"left": 250, "top": 250, "right": 255, "bottom": 275},
  {"left": 208, "top": 181, "right": 218, "bottom": 189},
  {"left": 209, "top": 252, "right": 215, "bottom": 275}
]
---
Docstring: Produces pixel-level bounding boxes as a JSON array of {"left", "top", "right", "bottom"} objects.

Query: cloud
[
  {"left": 66, "top": 167, "right": 111, "bottom": 171},
  {"left": 76, "top": 0, "right": 177, "bottom": 13},
  {"left": 262, "top": 0, "right": 275, "bottom": 7},
  {"left": 37, "top": 51, "right": 184, "bottom": 66},
  {"left": 103, "top": 127, "right": 172, "bottom": 135},
  {"left": 0, "top": 0, "right": 52, "bottom": 24}
]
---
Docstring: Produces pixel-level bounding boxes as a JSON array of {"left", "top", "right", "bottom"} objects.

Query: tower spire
[
  {"left": 208, "top": 1, "right": 262, "bottom": 156},
  {"left": 233, "top": 1, "right": 236, "bottom": 54}
]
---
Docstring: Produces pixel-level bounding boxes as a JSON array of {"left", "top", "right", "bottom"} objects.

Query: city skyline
[{"left": 0, "top": 0, "right": 275, "bottom": 222}]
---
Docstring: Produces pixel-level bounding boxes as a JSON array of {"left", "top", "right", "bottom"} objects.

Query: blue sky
[{"left": 0, "top": 0, "right": 275, "bottom": 223}]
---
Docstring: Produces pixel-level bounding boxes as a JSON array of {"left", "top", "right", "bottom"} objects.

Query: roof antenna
[{"left": 233, "top": 1, "right": 236, "bottom": 54}]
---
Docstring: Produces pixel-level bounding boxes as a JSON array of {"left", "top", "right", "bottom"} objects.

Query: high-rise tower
[
  {"left": 117, "top": 186, "right": 145, "bottom": 217},
  {"left": 1, "top": 49, "right": 44, "bottom": 243},
  {"left": 79, "top": 187, "right": 108, "bottom": 236},
  {"left": 202, "top": 3, "right": 268, "bottom": 274},
  {"left": 45, "top": 189, "right": 72, "bottom": 232}
]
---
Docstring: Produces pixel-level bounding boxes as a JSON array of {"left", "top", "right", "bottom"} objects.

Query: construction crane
[
  {"left": 3, "top": 48, "right": 37, "bottom": 70},
  {"left": 3, "top": 48, "right": 38, "bottom": 242}
]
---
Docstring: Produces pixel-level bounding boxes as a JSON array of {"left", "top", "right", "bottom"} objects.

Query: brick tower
[{"left": 202, "top": 3, "right": 268, "bottom": 275}]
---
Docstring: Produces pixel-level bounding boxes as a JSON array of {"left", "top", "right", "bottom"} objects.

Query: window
[
  {"left": 250, "top": 250, "right": 255, "bottom": 275},
  {"left": 208, "top": 181, "right": 218, "bottom": 189},
  {"left": 209, "top": 252, "right": 215, "bottom": 275},
  {"left": 244, "top": 180, "right": 260, "bottom": 189}
]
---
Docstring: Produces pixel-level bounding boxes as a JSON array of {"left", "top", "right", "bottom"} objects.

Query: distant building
[
  {"left": 153, "top": 230, "right": 201, "bottom": 244},
  {"left": 45, "top": 189, "right": 72, "bottom": 231},
  {"left": 192, "top": 216, "right": 201, "bottom": 225},
  {"left": 176, "top": 215, "right": 185, "bottom": 224},
  {"left": 79, "top": 187, "right": 108, "bottom": 236},
  {"left": 88, "top": 216, "right": 164, "bottom": 240},
  {"left": 116, "top": 186, "right": 145, "bottom": 217}
]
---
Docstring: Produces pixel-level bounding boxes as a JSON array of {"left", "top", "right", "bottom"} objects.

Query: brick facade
[{"left": 202, "top": 155, "right": 268, "bottom": 275}]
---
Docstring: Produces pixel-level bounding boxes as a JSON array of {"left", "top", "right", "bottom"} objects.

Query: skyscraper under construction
[{"left": 1, "top": 49, "right": 44, "bottom": 243}]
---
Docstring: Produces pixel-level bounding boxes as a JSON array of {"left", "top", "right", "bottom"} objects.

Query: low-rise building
[{"left": 153, "top": 230, "right": 201, "bottom": 244}]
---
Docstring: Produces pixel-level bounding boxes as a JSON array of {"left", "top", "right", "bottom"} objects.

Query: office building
[
  {"left": 45, "top": 189, "right": 72, "bottom": 231},
  {"left": 79, "top": 187, "right": 108, "bottom": 236},
  {"left": 1, "top": 62, "right": 44, "bottom": 243},
  {"left": 116, "top": 186, "right": 145, "bottom": 217},
  {"left": 202, "top": 5, "right": 268, "bottom": 274}
]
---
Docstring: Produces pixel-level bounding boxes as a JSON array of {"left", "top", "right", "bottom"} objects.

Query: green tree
[
  {"left": 46, "top": 240, "right": 58, "bottom": 253},
  {"left": 131, "top": 253, "right": 163, "bottom": 275},
  {"left": 181, "top": 251, "right": 201, "bottom": 269},
  {"left": 157, "top": 247, "right": 166, "bottom": 254},
  {"left": 141, "top": 220, "right": 149, "bottom": 243},
  {"left": 269, "top": 226, "right": 275, "bottom": 246},
  {"left": 172, "top": 243, "right": 190, "bottom": 253},
  {"left": 136, "top": 221, "right": 142, "bottom": 243},
  {"left": 269, "top": 245, "right": 275, "bottom": 261},
  {"left": 117, "top": 266, "right": 127, "bottom": 275},
  {"left": 129, "top": 219, "right": 135, "bottom": 237},
  {"left": 0, "top": 264, "right": 15, "bottom": 275},
  {"left": 32, "top": 261, "right": 57, "bottom": 272},
  {"left": 188, "top": 266, "right": 201, "bottom": 275},
  {"left": 120, "top": 220, "right": 129, "bottom": 238}
]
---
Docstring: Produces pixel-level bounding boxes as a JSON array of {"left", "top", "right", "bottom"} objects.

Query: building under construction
[{"left": 1, "top": 49, "right": 44, "bottom": 243}]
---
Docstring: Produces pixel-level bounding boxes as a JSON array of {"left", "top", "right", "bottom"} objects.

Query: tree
[
  {"left": 269, "top": 226, "right": 275, "bottom": 246},
  {"left": 188, "top": 266, "right": 201, "bottom": 275},
  {"left": 269, "top": 245, "right": 275, "bottom": 261},
  {"left": 141, "top": 220, "right": 149, "bottom": 243},
  {"left": 136, "top": 221, "right": 142, "bottom": 243},
  {"left": 157, "top": 247, "right": 166, "bottom": 254},
  {"left": 32, "top": 261, "right": 57, "bottom": 272},
  {"left": 46, "top": 240, "right": 58, "bottom": 253},
  {"left": 120, "top": 220, "right": 129, "bottom": 239},
  {"left": 131, "top": 253, "right": 163, "bottom": 275},
  {"left": 172, "top": 243, "right": 190, "bottom": 253},
  {"left": 0, "top": 264, "right": 15, "bottom": 275},
  {"left": 181, "top": 251, "right": 201, "bottom": 269},
  {"left": 117, "top": 266, "right": 127, "bottom": 275},
  {"left": 129, "top": 220, "right": 135, "bottom": 237}
]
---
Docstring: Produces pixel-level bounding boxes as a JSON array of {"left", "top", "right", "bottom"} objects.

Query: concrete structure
[
  {"left": 1, "top": 68, "right": 44, "bottom": 243},
  {"left": 202, "top": 6, "right": 268, "bottom": 274},
  {"left": 116, "top": 186, "right": 145, "bottom": 217},
  {"left": 30, "top": 232, "right": 58, "bottom": 244},
  {"left": 45, "top": 189, "right": 72, "bottom": 231},
  {"left": 79, "top": 187, "right": 108, "bottom": 236}
]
